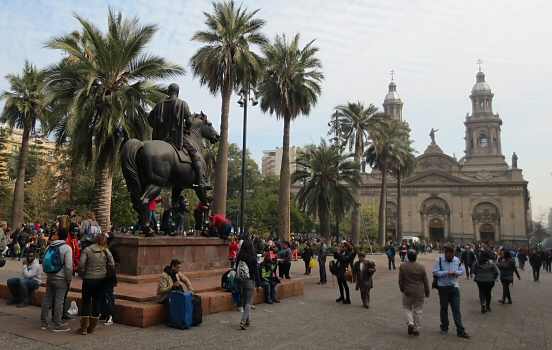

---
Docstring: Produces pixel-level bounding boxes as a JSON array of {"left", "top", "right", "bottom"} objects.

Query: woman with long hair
[
  {"left": 77, "top": 233, "right": 114, "bottom": 335},
  {"left": 497, "top": 250, "right": 521, "bottom": 304},
  {"left": 471, "top": 251, "right": 499, "bottom": 313},
  {"left": 334, "top": 242, "right": 353, "bottom": 304},
  {"left": 236, "top": 239, "right": 260, "bottom": 330}
]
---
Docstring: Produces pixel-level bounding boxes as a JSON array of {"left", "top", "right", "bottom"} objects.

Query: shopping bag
[
  {"left": 309, "top": 258, "right": 316, "bottom": 268},
  {"left": 67, "top": 301, "right": 79, "bottom": 315}
]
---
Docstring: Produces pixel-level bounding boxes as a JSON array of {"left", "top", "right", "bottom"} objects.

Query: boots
[
  {"left": 88, "top": 316, "right": 100, "bottom": 334},
  {"left": 76, "top": 316, "right": 90, "bottom": 335}
]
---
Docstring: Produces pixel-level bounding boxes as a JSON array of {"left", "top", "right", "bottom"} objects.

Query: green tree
[
  {"left": 291, "top": 139, "right": 360, "bottom": 244},
  {"left": 0, "top": 61, "right": 50, "bottom": 229},
  {"left": 258, "top": 33, "right": 324, "bottom": 241},
  {"left": 190, "top": 0, "right": 268, "bottom": 217},
  {"left": 390, "top": 144, "right": 417, "bottom": 243},
  {"left": 364, "top": 118, "right": 410, "bottom": 246},
  {"left": 0, "top": 127, "right": 13, "bottom": 219},
  {"left": 45, "top": 9, "right": 184, "bottom": 229},
  {"left": 330, "top": 102, "right": 386, "bottom": 245}
]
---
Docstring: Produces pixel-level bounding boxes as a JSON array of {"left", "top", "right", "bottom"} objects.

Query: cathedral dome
[
  {"left": 472, "top": 71, "right": 491, "bottom": 93},
  {"left": 385, "top": 81, "right": 402, "bottom": 101}
]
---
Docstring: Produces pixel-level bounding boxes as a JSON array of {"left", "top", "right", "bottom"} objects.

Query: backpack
[
  {"left": 84, "top": 219, "right": 102, "bottom": 242},
  {"left": 387, "top": 248, "right": 392, "bottom": 256},
  {"left": 226, "top": 273, "right": 236, "bottom": 292},
  {"left": 329, "top": 260, "right": 338, "bottom": 275},
  {"left": 236, "top": 260, "right": 250, "bottom": 282},
  {"left": 43, "top": 243, "right": 66, "bottom": 274}
]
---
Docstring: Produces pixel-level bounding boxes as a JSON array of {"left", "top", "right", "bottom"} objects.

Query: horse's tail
[{"left": 121, "top": 139, "right": 144, "bottom": 204}]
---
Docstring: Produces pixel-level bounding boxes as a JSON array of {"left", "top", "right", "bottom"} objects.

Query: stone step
[{"left": 0, "top": 279, "right": 304, "bottom": 328}]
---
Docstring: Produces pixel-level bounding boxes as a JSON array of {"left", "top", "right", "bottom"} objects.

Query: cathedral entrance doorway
[
  {"left": 479, "top": 223, "right": 496, "bottom": 245},
  {"left": 428, "top": 218, "right": 445, "bottom": 243},
  {"left": 387, "top": 221, "right": 397, "bottom": 243}
]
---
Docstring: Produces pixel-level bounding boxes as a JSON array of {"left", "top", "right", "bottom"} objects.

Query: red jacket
[
  {"left": 229, "top": 242, "right": 239, "bottom": 259},
  {"left": 210, "top": 214, "right": 230, "bottom": 229},
  {"left": 148, "top": 198, "right": 164, "bottom": 211},
  {"left": 194, "top": 202, "right": 209, "bottom": 213},
  {"left": 66, "top": 236, "right": 80, "bottom": 272}
]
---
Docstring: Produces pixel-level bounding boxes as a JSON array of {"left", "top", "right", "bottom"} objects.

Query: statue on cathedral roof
[{"left": 429, "top": 128, "right": 439, "bottom": 144}]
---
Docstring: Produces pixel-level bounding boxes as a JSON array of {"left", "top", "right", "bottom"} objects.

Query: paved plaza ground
[{"left": 0, "top": 251, "right": 550, "bottom": 349}]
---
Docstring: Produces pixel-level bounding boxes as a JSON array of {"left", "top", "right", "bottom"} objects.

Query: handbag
[
  {"left": 309, "top": 258, "right": 316, "bottom": 268},
  {"left": 432, "top": 257, "right": 442, "bottom": 289},
  {"left": 344, "top": 267, "right": 353, "bottom": 283},
  {"left": 104, "top": 251, "right": 118, "bottom": 285}
]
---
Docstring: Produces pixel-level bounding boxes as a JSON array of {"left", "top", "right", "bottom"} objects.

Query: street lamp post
[{"left": 238, "top": 87, "right": 258, "bottom": 236}]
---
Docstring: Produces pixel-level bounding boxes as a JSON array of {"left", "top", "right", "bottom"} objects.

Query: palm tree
[
  {"left": 258, "top": 33, "right": 324, "bottom": 241},
  {"left": 364, "top": 118, "right": 410, "bottom": 246},
  {"left": 45, "top": 9, "right": 184, "bottom": 229},
  {"left": 190, "top": 0, "right": 268, "bottom": 217},
  {"left": 0, "top": 61, "right": 49, "bottom": 229},
  {"left": 292, "top": 139, "right": 360, "bottom": 244},
  {"left": 391, "top": 142, "right": 417, "bottom": 243},
  {"left": 329, "top": 102, "right": 386, "bottom": 245}
]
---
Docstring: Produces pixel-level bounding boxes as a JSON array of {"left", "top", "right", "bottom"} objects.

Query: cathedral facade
[{"left": 360, "top": 70, "right": 529, "bottom": 246}]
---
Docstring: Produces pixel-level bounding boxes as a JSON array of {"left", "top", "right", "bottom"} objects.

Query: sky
[{"left": 0, "top": 0, "right": 551, "bottom": 217}]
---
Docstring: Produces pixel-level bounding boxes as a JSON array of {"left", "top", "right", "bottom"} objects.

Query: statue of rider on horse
[{"left": 121, "top": 83, "right": 219, "bottom": 237}]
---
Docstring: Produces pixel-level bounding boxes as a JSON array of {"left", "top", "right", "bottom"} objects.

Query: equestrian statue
[{"left": 121, "top": 83, "right": 219, "bottom": 237}]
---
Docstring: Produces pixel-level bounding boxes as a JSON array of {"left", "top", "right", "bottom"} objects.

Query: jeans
[
  {"left": 519, "top": 261, "right": 525, "bottom": 270},
  {"left": 41, "top": 279, "right": 68, "bottom": 328},
  {"left": 218, "top": 222, "right": 232, "bottom": 240},
  {"left": 438, "top": 286, "right": 465, "bottom": 334},
  {"left": 532, "top": 265, "right": 540, "bottom": 281},
  {"left": 149, "top": 210, "right": 158, "bottom": 229},
  {"left": 500, "top": 279, "right": 512, "bottom": 302},
  {"left": 388, "top": 255, "right": 396, "bottom": 270},
  {"left": 260, "top": 281, "right": 277, "bottom": 301},
  {"left": 337, "top": 277, "right": 350, "bottom": 300},
  {"left": 100, "top": 284, "right": 116, "bottom": 319},
  {"left": 51, "top": 288, "right": 70, "bottom": 319},
  {"left": 19, "top": 245, "right": 26, "bottom": 259},
  {"left": 476, "top": 281, "right": 495, "bottom": 308},
  {"left": 241, "top": 279, "right": 255, "bottom": 323},
  {"left": 81, "top": 278, "right": 106, "bottom": 317},
  {"left": 7, "top": 278, "right": 40, "bottom": 303},
  {"left": 319, "top": 259, "right": 327, "bottom": 283},
  {"left": 403, "top": 295, "right": 424, "bottom": 331},
  {"left": 361, "top": 290, "right": 371, "bottom": 307}
]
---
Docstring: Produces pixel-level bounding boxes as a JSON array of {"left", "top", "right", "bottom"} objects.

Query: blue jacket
[{"left": 433, "top": 256, "right": 464, "bottom": 288}]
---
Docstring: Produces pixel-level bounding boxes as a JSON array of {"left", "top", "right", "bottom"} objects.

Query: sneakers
[
  {"left": 251, "top": 305, "right": 256, "bottom": 309},
  {"left": 235, "top": 307, "right": 243, "bottom": 312},
  {"left": 271, "top": 299, "right": 281, "bottom": 303},
  {"left": 239, "top": 321, "right": 247, "bottom": 330},
  {"left": 16, "top": 302, "right": 29, "bottom": 308},
  {"left": 265, "top": 299, "right": 274, "bottom": 304},
  {"left": 104, "top": 316, "right": 113, "bottom": 325},
  {"left": 457, "top": 332, "right": 471, "bottom": 339},
  {"left": 52, "top": 325, "right": 70, "bottom": 332},
  {"left": 62, "top": 313, "right": 74, "bottom": 320},
  {"left": 41, "top": 322, "right": 49, "bottom": 330},
  {"left": 440, "top": 330, "right": 448, "bottom": 334}
]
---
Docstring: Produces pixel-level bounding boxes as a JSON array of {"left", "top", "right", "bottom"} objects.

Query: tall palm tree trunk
[
  {"left": 92, "top": 156, "right": 114, "bottom": 230},
  {"left": 319, "top": 199, "right": 331, "bottom": 246},
  {"left": 10, "top": 126, "right": 31, "bottom": 229},
  {"left": 396, "top": 170, "right": 403, "bottom": 243},
  {"left": 278, "top": 115, "right": 291, "bottom": 241},
  {"left": 378, "top": 167, "right": 387, "bottom": 247},
  {"left": 212, "top": 81, "right": 232, "bottom": 216},
  {"left": 351, "top": 143, "right": 361, "bottom": 245}
]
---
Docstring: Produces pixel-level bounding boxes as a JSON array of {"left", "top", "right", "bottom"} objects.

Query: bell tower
[
  {"left": 461, "top": 61, "right": 508, "bottom": 171},
  {"left": 383, "top": 70, "right": 403, "bottom": 121}
]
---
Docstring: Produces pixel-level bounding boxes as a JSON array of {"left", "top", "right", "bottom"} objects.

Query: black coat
[
  {"left": 333, "top": 251, "right": 352, "bottom": 279},
  {"left": 302, "top": 247, "right": 313, "bottom": 262},
  {"left": 529, "top": 253, "right": 542, "bottom": 267}
]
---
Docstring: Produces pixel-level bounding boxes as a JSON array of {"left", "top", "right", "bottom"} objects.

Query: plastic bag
[
  {"left": 67, "top": 301, "right": 78, "bottom": 315},
  {"left": 309, "top": 258, "right": 316, "bottom": 268}
]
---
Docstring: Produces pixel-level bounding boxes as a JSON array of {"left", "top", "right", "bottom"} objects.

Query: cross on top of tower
[
  {"left": 390, "top": 69, "right": 395, "bottom": 81},
  {"left": 477, "top": 59, "right": 483, "bottom": 71}
]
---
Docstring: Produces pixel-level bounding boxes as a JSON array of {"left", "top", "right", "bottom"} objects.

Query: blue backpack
[
  {"left": 43, "top": 243, "right": 66, "bottom": 274},
  {"left": 84, "top": 219, "right": 102, "bottom": 242}
]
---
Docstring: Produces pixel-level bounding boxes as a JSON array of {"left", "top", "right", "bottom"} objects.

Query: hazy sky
[{"left": 1, "top": 0, "right": 550, "bottom": 217}]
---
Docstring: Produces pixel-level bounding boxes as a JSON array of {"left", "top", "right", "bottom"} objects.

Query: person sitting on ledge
[{"left": 157, "top": 259, "right": 194, "bottom": 305}]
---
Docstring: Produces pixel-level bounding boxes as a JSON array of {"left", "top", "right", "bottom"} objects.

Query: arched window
[
  {"left": 479, "top": 133, "right": 488, "bottom": 147},
  {"left": 473, "top": 100, "right": 476, "bottom": 109},
  {"left": 480, "top": 98, "right": 484, "bottom": 107},
  {"left": 486, "top": 99, "right": 490, "bottom": 106}
]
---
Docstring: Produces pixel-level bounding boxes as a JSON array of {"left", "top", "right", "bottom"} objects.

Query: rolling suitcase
[
  {"left": 191, "top": 294, "right": 203, "bottom": 326},
  {"left": 168, "top": 291, "right": 193, "bottom": 329}
]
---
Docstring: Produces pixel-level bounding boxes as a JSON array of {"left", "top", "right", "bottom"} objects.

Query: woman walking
[
  {"left": 334, "top": 242, "right": 353, "bottom": 304},
  {"left": 497, "top": 250, "right": 521, "bottom": 304},
  {"left": 471, "top": 251, "right": 499, "bottom": 313},
  {"left": 236, "top": 239, "right": 260, "bottom": 330},
  {"left": 302, "top": 243, "right": 314, "bottom": 275},
  {"left": 77, "top": 234, "right": 114, "bottom": 335}
]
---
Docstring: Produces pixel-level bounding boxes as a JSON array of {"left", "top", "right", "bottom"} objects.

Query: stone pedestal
[{"left": 114, "top": 235, "right": 230, "bottom": 276}]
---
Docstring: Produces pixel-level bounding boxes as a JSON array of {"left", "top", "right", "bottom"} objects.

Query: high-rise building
[{"left": 261, "top": 146, "right": 302, "bottom": 176}]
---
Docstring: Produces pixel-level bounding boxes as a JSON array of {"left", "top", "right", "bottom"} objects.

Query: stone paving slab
[{"left": 1, "top": 252, "right": 551, "bottom": 349}]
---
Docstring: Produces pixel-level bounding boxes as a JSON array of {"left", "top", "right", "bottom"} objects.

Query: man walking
[
  {"left": 40, "top": 228, "right": 73, "bottom": 332},
  {"left": 433, "top": 246, "right": 470, "bottom": 338},
  {"left": 7, "top": 251, "right": 41, "bottom": 307},
  {"left": 461, "top": 245, "right": 475, "bottom": 278},
  {"left": 386, "top": 241, "right": 396, "bottom": 270},
  {"left": 317, "top": 238, "right": 327, "bottom": 285},
  {"left": 399, "top": 250, "right": 429, "bottom": 336},
  {"left": 529, "top": 249, "right": 542, "bottom": 282}
]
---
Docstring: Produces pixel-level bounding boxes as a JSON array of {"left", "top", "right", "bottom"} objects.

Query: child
[{"left": 352, "top": 252, "right": 376, "bottom": 309}]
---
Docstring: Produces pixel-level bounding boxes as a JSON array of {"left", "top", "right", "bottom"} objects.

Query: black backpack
[{"left": 329, "top": 260, "right": 338, "bottom": 275}]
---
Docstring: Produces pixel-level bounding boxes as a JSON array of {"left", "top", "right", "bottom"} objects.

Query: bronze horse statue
[{"left": 121, "top": 112, "right": 219, "bottom": 236}]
